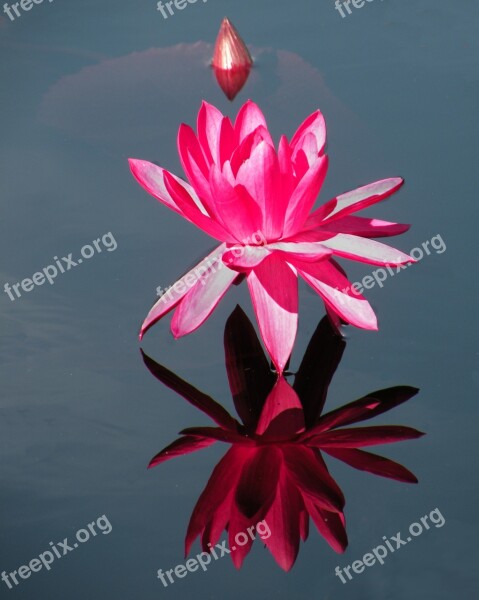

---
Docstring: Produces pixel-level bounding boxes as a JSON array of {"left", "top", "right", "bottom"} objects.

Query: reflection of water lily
[
  {"left": 143, "top": 307, "right": 423, "bottom": 571},
  {"left": 130, "top": 100, "right": 413, "bottom": 373},
  {"left": 212, "top": 18, "right": 253, "bottom": 101}
]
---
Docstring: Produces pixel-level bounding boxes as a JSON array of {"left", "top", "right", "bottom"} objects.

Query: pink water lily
[
  {"left": 129, "top": 100, "right": 413, "bottom": 374},
  {"left": 143, "top": 307, "right": 423, "bottom": 571}
]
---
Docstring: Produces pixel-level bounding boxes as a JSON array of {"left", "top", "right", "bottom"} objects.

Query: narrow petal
[
  {"left": 180, "top": 427, "right": 249, "bottom": 445},
  {"left": 325, "top": 448, "right": 419, "bottom": 483},
  {"left": 267, "top": 241, "right": 332, "bottom": 262},
  {"left": 295, "top": 259, "right": 378, "bottom": 330},
  {"left": 163, "top": 171, "right": 236, "bottom": 241},
  {"left": 283, "top": 446, "right": 344, "bottom": 512},
  {"left": 209, "top": 166, "right": 263, "bottom": 239},
  {"left": 306, "top": 425, "right": 425, "bottom": 448},
  {"left": 140, "top": 350, "right": 239, "bottom": 429},
  {"left": 185, "top": 446, "right": 252, "bottom": 555},
  {"left": 197, "top": 101, "right": 224, "bottom": 165},
  {"left": 317, "top": 216, "right": 411, "bottom": 238},
  {"left": 311, "top": 386, "right": 420, "bottom": 432},
  {"left": 171, "top": 260, "right": 238, "bottom": 337},
  {"left": 129, "top": 158, "right": 209, "bottom": 221},
  {"left": 222, "top": 245, "right": 270, "bottom": 270},
  {"left": 235, "top": 446, "right": 282, "bottom": 519},
  {"left": 148, "top": 435, "right": 216, "bottom": 468},
  {"left": 247, "top": 254, "right": 298, "bottom": 374},
  {"left": 304, "top": 498, "right": 348, "bottom": 553},
  {"left": 305, "top": 178, "right": 404, "bottom": 228},
  {"left": 283, "top": 155, "right": 329, "bottom": 237},
  {"left": 293, "top": 316, "right": 346, "bottom": 427},
  {"left": 320, "top": 233, "right": 414, "bottom": 266},
  {"left": 139, "top": 244, "right": 226, "bottom": 339},
  {"left": 290, "top": 109, "right": 327, "bottom": 159},
  {"left": 235, "top": 140, "right": 282, "bottom": 238},
  {"left": 224, "top": 305, "right": 277, "bottom": 429},
  {"left": 234, "top": 100, "right": 268, "bottom": 143},
  {"left": 256, "top": 377, "right": 305, "bottom": 437},
  {"left": 262, "top": 469, "right": 302, "bottom": 572}
]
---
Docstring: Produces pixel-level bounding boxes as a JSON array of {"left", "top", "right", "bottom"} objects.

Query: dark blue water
[{"left": 1, "top": 0, "right": 477, "bottom": 598}]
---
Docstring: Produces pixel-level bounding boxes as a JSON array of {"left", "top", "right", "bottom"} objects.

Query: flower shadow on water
[{"left": 141, "top": 306, "right": 424, "bottom": 571}]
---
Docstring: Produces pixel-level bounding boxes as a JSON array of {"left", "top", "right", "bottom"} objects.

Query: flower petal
[
  {"left": 247, "top": 254, "right": 298, "bottom": 374},
  {"left": 318, "top": 216, "right": 411, "bottom": 238},
  {"left": 256, "top": 377, "right": 305, "bottom": 437},
  {"left": 306, "top": 425, "right": 425, "bottom": 448},
  {"left": 293, "top": 316, "right": 346, "bottom": 427},
  {"left": 148, "top": 435, "right": 216, "bottom": 468},
  {"left": 325, "top": 448, "right": 419, "bottom": 483},
  {"left": 222, "top": 245, "right": 270, "bottom": 270},
  {"left": 234, "top": 100, "right": 268, "bottom": 143},
  {"left": 283, "top": 155, "right": 329, "bottom": 237},
  {"left": 139, "top": 244, "right": 226, "bottom": 339},
  {"left": 171, "top": 260, "right": 238, "bottom": 337},
  {"left": 283, "top": 446, "right": 344, "bottom": 512},
  {"left": 185, "top": 445, "right": 251, "bottom": 555},
  {"left": 224, "top": 306, "right": 277, "bottom": 428},
  {"left": 312, "top": 386, "right": 420, "bottom": 432},
  {"left": 305, "top": 177, "right": 404, "bottom": 228},
  {"left": 262, "top": 469, "right": 302, "bottom": 571},
  {"left": 304, "top": 498, "right": 348, "bottom": 553},
  {"left": 197, "top": 101, "right": 224, "bottom": 165},
  {"left": 140, "top": 350, "right": 238, "bottom": 429},
  {"left": 320, "top": 233, "right": 414, "bottom": 266},
  {"left": 294, "top": 259, "right": 378, "bottom": 330},
  {"left": 290, "top": 109, "right": 326, "bottom": 159}
]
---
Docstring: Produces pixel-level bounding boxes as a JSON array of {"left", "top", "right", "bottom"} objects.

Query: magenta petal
[
  {"left": 234, "top": 100, "right": 268, "bottom": 143},
  {"left": 256, "top": 377, "right": 305, "bottom": 437},
  {"left": 139, "top": 244, "right": 226, "bottom": 339},
  {"left": 140, "top": 350, "right": 238, "bottom": 429},
  {"left": 209, "top": 166, "right": 263, "bottom": 239},
  {"left": 304, "top": 498, "right": 348, "bottom": 553},
  {"left": 224, "top": 306, "right": 277, "bottom": 428},
  {"left": 197, "top": 101, "right": 224, "bottom": 165},
  {"left": 247, "top": 254, "right": 298, "bottom": 374},
  {"left": 290, "top": 109, "right": 326, "bottom": 159},
  {"left": 295, "top": 259, "right": 378, "bottom": 330},
  {"left": 307, "top": 425, "right": 425, "bottom": 448},
  {"left": 283, "top": 155, "right": 329, "bottom": 236},
  {"left": 180, "top": 426, "right": 248, "bottom": 444},
  {"left": 235, "top": 446, "right": 282, "bottom": 519},
  {"left": 171, "top": 262, "right": 238, "bottom": 337},
  {"left": 262, "top": 470, "right": 302, "bottom": 571},
  {"left": 185, "top": 445, "right": 251, "bottom": 556},
  {"left": 320, "top": 233, "right": 414, "bottom": 266},
  {"left": 267, "top": 241, "right": 332, "bottom": 262},
  {"left": 306, "top": 177, "right": 404, "bottom": 228},
  {"left": 318, "top": 216, "right": 411, "bottom": 238},
  {"left": 222, "top": 245, "right": 270, "bottom": 270},
  {"left": 325, "top": 448, "right": 419, "bottom": 483},
  {"left": 148, "top": 435, "right": 216, "bottom": 468},
  {"left": 129, "top": 158, "right": 203, "bottom": 217},
  {"left": 312, "top": 386, "right": 420, "bottom": 432},
  {"left": 283, "top": 446, "right": 344, "bottom": 512},
  {"left": 236, "top": 140, "right": 282, "bottom": 238}
]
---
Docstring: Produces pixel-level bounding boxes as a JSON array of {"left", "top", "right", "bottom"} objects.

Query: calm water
[{"left": 0, "top": 0, "right": 478, "bottom": 598}]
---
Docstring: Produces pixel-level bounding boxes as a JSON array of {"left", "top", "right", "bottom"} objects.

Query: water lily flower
[
  {"left": 129, "top": 100, "right": 413, "bottom": 374},
  {"left": 143, "top": 307, "right": 423, "bottom": 571},
  {"left": 212, "top": 17, "right": 253, "bottom": 100}
]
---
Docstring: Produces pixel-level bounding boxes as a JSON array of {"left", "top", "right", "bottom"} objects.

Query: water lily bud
[{"left": 212, "top": 18, "right": 253, "bottom": 100}]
